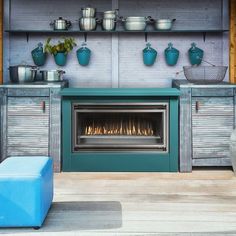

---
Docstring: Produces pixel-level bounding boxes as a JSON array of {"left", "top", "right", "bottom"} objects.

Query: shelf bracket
[
  {"left": 83, "top": 32, "right": 87, "bottom": 42},
  {"left": 202, "top": 32, "right": 206, "bottom": 42},
  {"left": 26, "top": 32, "right": 29, "bottom": 42},
  {"left": 144, "top": 32, "right": 148, "bottom": 42}
]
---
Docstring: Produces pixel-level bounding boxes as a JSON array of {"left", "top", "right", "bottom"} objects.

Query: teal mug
[
  {"left": 143, "top": 43, "right": 157, "bottom": 66},
  {"left": 165, "top": 43, "right": 179, "bottom": 66},
  {"left": 76, "top": 45, "right": 91, "bottom": 66},
  {"left": 54, "top": 52, "right": 67, "bottom": 66},
  {"left": 188, "top": 43, "right": 204, "bottom": 65},
  {"left": 31, "top": 43, "right": 47, "bottom": 66}
]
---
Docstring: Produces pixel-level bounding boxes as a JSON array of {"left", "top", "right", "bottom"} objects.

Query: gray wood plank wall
[{"left": 3, "top": 0, "right": 229, "bottom": 87}]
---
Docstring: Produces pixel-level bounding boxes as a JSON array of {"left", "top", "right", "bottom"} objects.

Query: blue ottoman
[{"left": 0, "top": 156, "right": 53, "bottom": 228}]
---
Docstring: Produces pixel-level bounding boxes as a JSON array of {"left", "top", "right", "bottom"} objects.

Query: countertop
[
  {"left": 60, "top": 88, "right": 181, "bottom": 97},
  {"left": 172, "top": 79, "right": 236, "bottom": 88},
  {"left": 0, "top": 80, "right": 68, "bottom": 88}
]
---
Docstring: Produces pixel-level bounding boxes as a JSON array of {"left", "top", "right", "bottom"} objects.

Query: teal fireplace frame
[{"left": 61, "top": 88, "right": 180, "bottom": 172}]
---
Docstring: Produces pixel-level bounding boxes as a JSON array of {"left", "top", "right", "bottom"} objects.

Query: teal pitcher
[
  {"left": 143, "top": 43, "right": 157, "bottom": 66},
  {"left": 31, "top": 43, "right": 47, "bottom": 66},
  {"left": 188, "top": 42, "right": 204, "bottom": 65},
  {"left": 165, "top": 43, "right": 179, "bottom": 66},
  {"left": 76, "top": 43, "right": 91, "bottom": 66}
]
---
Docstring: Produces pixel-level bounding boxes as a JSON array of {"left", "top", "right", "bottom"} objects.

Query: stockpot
[
  {"left": 9, "top": 65, "right": 38, "bottom": 83},
  {"left": 79, "top": 17, "right": 99, "bottom": 31},
  {"left": 81, "top": 7, "right": 96, "bottom": 17}
]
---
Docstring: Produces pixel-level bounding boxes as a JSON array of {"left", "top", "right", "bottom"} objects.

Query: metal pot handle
[
  {"left": 119, "top": 16, "right": 126, "bottom": 22},
  {"left": 58, "top": 70, "right": 66, "bottom": 74},
  {"left": 66, "top": 20, "right": 72, "bottom": 28},
  {"left": 145, "top": 16, "right": 153, "bottom": 22}
]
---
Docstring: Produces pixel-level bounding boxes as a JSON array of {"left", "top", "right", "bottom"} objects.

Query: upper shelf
[
  {"left": 5, "top": 29, "right": 229, "bottom": 33},
  {"left": 5, "top": 29, "right": 228, "bottom": 42}
]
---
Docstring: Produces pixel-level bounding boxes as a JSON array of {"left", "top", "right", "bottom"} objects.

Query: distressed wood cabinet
[
  {"left": 0, "top": 82, "right": 67, "bottom": 172},
  {"left": 173, "top": 80, "right": 236, "bottom": 172}
]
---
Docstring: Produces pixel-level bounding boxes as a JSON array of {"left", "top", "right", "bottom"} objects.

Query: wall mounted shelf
[{"left": 5, "top": 29, "right": 229, "bottom": 42}]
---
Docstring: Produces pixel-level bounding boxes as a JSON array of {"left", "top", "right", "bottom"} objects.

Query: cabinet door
[
  {"left": 7, "top": 97, "right": 49, "bottom": 156},
  {"left": 192, "top": 97, "right": 234, "bottom": 164}
]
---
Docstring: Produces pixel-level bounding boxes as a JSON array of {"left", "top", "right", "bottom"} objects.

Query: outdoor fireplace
[
  {"left": 72, "top": 103, "right": 168, "bottom": 152},
  {"left": 61, "top": 88, "right": 179, "bottom": 172}
]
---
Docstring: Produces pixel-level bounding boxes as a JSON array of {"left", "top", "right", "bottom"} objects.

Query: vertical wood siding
[
  {"left": 0, "top": 0, "right": 2, "bottom": 84},
  {"left": 3, "top": 0, "right": 229, "bottom": 87},
  {"left": 230, "top": 0, "right": 236, "bottom": 83}
]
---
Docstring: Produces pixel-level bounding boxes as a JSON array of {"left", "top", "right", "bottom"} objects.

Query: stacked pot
[
  {"left": 79, "top": 7, "right": 98, "bottom": 31},
  {"left": 102, "top": 10, "right": 118, "bottom": 31}
]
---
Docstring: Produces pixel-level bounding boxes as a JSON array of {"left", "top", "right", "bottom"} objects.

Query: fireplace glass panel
[{"left": 73, "top": 103, "right": 168, "bottom": 151}]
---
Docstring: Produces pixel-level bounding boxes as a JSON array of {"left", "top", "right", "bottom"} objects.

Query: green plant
[{"left": 44, "top": 37, "right": 77, "bottom": 55}]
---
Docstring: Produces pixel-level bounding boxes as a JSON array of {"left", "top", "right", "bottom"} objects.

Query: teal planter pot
[
  {"left": 31, "top": 43, "right": 47, "bottom": 66},
  {"left": 76, "top": 44, "right": 91, "bottom": 66},
  {"left": 54, "top": 52, "right": 67, "bottom": 66},
  {"left": 188, "top": 42, "right": 204, "bottom": 65},
  {"left": 165, "top": 43, "right": 179, "bottom": 66},
  {"left": 143, "top": 43, "right": 157, "bottom": 66}
]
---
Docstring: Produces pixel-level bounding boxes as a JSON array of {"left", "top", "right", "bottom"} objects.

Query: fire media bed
[{"left": 60, "top": 88, "right": 180, "bottom": 172}]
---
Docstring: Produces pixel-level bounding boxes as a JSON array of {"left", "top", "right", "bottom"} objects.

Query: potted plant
[{"left": 44, "top": 37, "right": 77, "bottom": 66}]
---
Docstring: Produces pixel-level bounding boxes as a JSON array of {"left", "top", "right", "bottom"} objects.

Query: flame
[{"left": 84, "top": 118, "right": 154, "bottom": 136}]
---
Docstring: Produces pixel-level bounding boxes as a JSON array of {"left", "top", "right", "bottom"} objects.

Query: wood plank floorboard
[{"left": 1, "top": 170, "right": 236, "bottom": 235}]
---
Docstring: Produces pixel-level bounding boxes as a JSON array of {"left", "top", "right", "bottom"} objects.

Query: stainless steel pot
[
  {"left": 50, "top": 17, "right": 71, "bottom": 30},
  {"left": 79, "top": 17, "right": 98, "bottom": 31},
  {"left": 154, "top": 19, "right": 176, "bottom": 30},
  {"left": 102, "top": 18, "right": 116, "bottom": 31},
  {"left": 81, "top": 7, "right": 96, "bottom": 17},
  {"left": 9, "top": 65, "right": 38, "bottom": 83},
  {"left": 103, "top": 10, "right": 118, "bottom": 19},
  {"left": 40, "top": 70, "right": 65, "bottom": 82},
  {"left": 122, "top": 16, "right": 151, "bottom": 31}
]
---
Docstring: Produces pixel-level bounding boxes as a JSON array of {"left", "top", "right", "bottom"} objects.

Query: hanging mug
[
  {"left": 188, "top": 42, "right": 204, "bottom": 65},
  {"left": 76, "top": 43, "right": 91, "bottom": 66},
  {"left": 143, "top": 43, "right": 157, "bottom": 66},
  {"left": 164, "top": 43, "right": 179, "bottom": 66}
]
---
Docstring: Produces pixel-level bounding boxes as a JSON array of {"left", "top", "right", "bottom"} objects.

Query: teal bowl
[{"left": 54, "top": 52, "right": 67, "bottom": 66}]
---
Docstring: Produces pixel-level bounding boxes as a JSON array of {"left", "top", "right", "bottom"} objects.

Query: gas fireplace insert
[
  {"left": 61, "top": 88, "right": 180, "bottom": 172},
  {"left": 72, "top": 103, "right": 168, "bottom": 152}
]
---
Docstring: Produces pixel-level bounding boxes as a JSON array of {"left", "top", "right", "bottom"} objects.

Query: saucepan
[
  {"left": 121, "top": 16, "right": 152, "bottom": 31},
  {"left": 40, "top": 70, "right": 65, "bottom": 82},
  {"left": 153, "top": 19, "right": 176, "bottom": 30}
]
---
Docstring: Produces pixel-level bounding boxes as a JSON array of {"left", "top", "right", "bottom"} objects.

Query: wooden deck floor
[{"left": 1, "top": 170, "right": 236, "bottom": 235}]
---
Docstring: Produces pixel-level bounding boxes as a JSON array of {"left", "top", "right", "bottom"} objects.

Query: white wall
[{"left": 4, "top": 0, "right": 229, "bottom": 87}]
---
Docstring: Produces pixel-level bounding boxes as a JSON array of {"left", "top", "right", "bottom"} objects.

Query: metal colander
[{"left": 183, "top": 66, "right": 228, "bottom": 84}]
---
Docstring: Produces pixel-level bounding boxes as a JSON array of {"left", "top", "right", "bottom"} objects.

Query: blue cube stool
[{"left": 0, "top": 156, "right": 53, "bottom": 228}]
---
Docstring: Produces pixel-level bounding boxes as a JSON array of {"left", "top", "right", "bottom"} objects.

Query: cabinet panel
[
  {"left": 192, "top": 96, "right": 234, "bottom": 160},
  {"left": 8, "top": 97, "right": 49, "bottom": 116},
  {"left": 192, "top": 97, "right": 234, "bottom": 116},
  {"left": 6, "top": 97, "right": 49, "bottom": 157}
]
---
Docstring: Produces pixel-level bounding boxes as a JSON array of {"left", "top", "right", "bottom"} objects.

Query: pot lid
[
  {"left": 104, "top": 10, "right": 116, "bottom": 14},
  {"left": 126, "top": 16, "right": 146, "bottom": 21}
]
